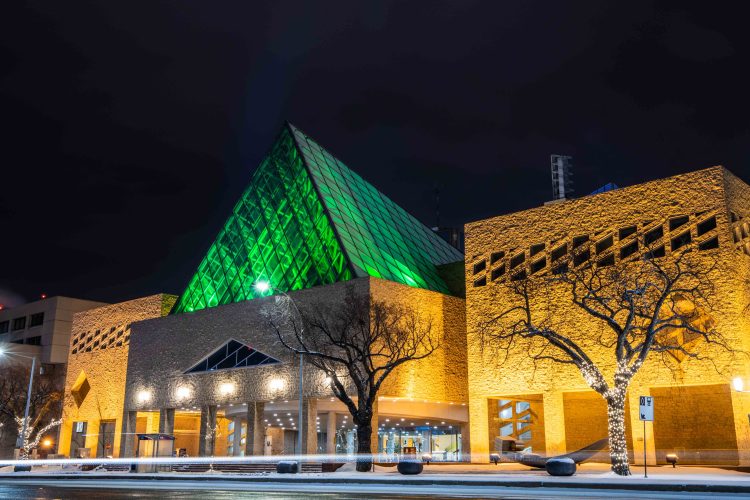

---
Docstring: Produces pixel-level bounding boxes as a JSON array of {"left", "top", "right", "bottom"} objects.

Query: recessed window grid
[
  {"left": 72, "top": 324, "right": 130, "bottom": 355},
  {"left": 473, "top": 211, "right": 722, "bottom": 287}
]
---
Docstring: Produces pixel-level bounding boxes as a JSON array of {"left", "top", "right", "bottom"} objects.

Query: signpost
[{"left": 639, "top": 396, "right": 654, "bottom": 478}]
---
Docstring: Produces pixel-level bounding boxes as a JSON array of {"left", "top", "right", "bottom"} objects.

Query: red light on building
[{"left": 40, "top": 294, "right": 47, "bottom": 299}]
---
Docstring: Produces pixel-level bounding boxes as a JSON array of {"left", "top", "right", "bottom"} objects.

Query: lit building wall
[
  {"left": 58, "top": 294, "right": 176, "bottom": 458},
  {"left": 121, "top": 277, "right": 467, "bottom": 458},
  {"left": 465, "top": 167, "right": 750, "bottom": 464}
]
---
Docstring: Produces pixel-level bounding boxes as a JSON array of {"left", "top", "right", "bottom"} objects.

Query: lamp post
[
  {"left": 0, "top": 345, "right": 37, "bottom": 459},
  {"left": 254, "top": 281, "right": 305, "bottom": 472}
]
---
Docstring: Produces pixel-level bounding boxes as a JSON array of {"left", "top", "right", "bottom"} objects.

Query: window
[
  {"left": 669, "top": 215, "right": 690, "bottom": 231},
  {"left": 490, "top": 251, "right": 505, "bottom": 265},
  {"left": 185, "top": 339, "right": 281, "bottom": 373},
  {"left": 595, "top": 235, "right": 613, "bottom": 254},
  {"left": 597, "top": 254, "right": 615, "bottom": 267},
  {"left": 491, "top": 265, "right": 505, "bottom": 281},
  {"left": 572, "top": 235, "right": 589, "bottom": 249},
  {"left": 530, "top": 258, "right": 546, "bottom": 274},
  {"left": 25, "top": 336, "right": 41, "bottom": 346},
  {"left": 696, "top": 216, "right": 717, "bottom": 236},
  {"left": 620, "top": 241, "right": 639, "bottom": 259},
  {"left": 573, "top": 249, "right": 590, "bottom": 267},
  {"left": 645, "top": 246, "right": 665, "bottom": 260},
  {"left": 0, "top": 321, "right": 8, "bottom": 334},
  {"left": 474, "top": 276, "right": 487, "bottom": 287},
  {"left": 12, "top": 317, "right": 26, "bottom": 331},
  {"left": 509, "top": 253, "right": 525, "bottom": 270},
  {"left": 551, "top": 244, "right": 567, "bottom": 262},
  {"left": 472, "top": 260, "right": 486, "bottom": 275},
  {"left": 699, "top": 237, "right": 719, "bottom": 251},
  {"left": 530, "top": 244, "right": 545, "bottom": 257},
  {"left": 671, "top": 231, "right": 692, "bottom": 251},
  {"left": 29, "top": 313, "right": 44, "bottom": 327},
  {"left": 644, "top": 226, "right": 664, "bottom": 246},
  {"left": 619, "top": 226, "right": 637, "bottom": 240}
]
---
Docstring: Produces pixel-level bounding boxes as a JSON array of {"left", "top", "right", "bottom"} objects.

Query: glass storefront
[{"left": 377, "top": 425, "right": 462, "bottom": 462}]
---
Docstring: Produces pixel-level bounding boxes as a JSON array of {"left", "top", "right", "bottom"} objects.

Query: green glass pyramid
[{"left": 173, "top": 122, "right": 463, "bottom": 314}]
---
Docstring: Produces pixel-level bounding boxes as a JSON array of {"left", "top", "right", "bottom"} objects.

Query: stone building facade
[
  {"left": 465, "top": 166, "right": 750, "bottom": 465},
  {"left": 57, "top": 294, "right": 176, "bottom": 458},
  {"left": 121, "top": 278, "right": 468, "bottom": 460}
]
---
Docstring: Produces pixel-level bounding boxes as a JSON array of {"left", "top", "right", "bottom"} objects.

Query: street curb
[{"left": 2, "top": 474, "right": 750, "bottom": 494}]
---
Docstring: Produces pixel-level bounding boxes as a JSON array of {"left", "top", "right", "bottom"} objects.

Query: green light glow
[{"left": 173, "top": 123, "right": 463, "bottom": 314}]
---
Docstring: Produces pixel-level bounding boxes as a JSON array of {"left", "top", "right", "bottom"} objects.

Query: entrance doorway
[
  {"left": 69, "top": 421, "right": 87, "bottom": 458},
  {"left": 97, "top": 420, "right": 116, "bottom": 458}
]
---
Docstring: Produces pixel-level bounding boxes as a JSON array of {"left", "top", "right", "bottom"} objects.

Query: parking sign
[{"left": 639, "top": 396, "right": 654, "bottom": 421}]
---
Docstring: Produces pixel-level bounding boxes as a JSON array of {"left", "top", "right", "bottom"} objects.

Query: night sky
[{"left": 2, "top": 1, "right": 749, "bottom": 305}]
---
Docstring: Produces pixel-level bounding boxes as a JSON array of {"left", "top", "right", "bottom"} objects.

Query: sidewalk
[{"left": 1, "top": 463, "right": 749, "bottom": 494}]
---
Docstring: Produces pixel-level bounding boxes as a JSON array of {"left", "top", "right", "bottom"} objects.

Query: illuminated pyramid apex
[{"left": 173, "top": 122, "right": 463, "bottom": 314}]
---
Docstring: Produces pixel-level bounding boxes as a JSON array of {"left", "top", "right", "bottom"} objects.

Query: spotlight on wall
[
  {"left": 219, "top": 382, "right": 235, "bottom": 396},
  {"left": 176, "top": 386, "right": 191, "bottom": 400},
  {"left": 269, "top": 378, "right": 285, "bottom": 392},
  {"left": 137, "top": 390, "right": 152, "bottom": 404},
  {"left": 733, "top": 377, "right": 745, "bottom": 392}
]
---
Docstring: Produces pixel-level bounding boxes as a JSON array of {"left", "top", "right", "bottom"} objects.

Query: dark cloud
[{"left": 1, "top": 0, "right": 749, "bottom": 304}]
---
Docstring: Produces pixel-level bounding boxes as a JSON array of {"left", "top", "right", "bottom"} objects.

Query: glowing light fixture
[
  {"left": 269, "top": 378, "right": 285, "bottom": 391},
  {"left": 254, "top": 281, "right": 270, "bottom": 293},
  {"left": 176, "top": 386, "right": 191, "bottom": 400},
  {"left": 137, "top": 390, "right": 152, "bottom": 403},
  {"left": 733, "top": 377, "right": 745, "bottom": 392},
  {"left": 219, "top": 382, "right": 235, "bottom": 396}
]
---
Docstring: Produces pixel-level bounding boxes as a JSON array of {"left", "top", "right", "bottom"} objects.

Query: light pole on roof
[{"left": 254, "top": 280, "right": 305, "bottom": 472}]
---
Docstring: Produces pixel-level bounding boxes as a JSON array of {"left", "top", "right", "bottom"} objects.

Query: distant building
[{"left": 550, "top": 154, "right": 574, "bottom": 201}]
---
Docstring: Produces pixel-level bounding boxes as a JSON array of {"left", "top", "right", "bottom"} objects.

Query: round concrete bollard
[
  {"left": 397, "top": 460, "right": 424, "bottom": 475},
  {"left": 545, "top": 457, "right": 576, "bottom": 476},
  {"left": 276, "top": 461, "right": 299, "bottom": 473}
]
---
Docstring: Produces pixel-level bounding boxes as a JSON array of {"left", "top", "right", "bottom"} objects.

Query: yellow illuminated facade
[
  {"left": 465, "top": 166, "right": 750, "bottom": 465},
  {"left": 58, "top": 295, "right": 176, "bottom": 458}
]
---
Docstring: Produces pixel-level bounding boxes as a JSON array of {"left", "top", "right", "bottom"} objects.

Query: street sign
[{"left": 639, "top": 396, "right": 654, "bottom": 421}]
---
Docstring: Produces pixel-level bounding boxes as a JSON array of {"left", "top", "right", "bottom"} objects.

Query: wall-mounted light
[
  {"left": 733, "top": 377, "right": 745, "bottom": 392},
  {"left": 219, "top": 382, "right": 235, "bottom": 396},
  {"left": 137, "top": 390, "right": 152, "bottom": 403},
  {"left": 269, "top": 378, "right": 285, "bottom": 392},
  {"left": 176, "top": 386, "right": 191, "bottom": 400}
]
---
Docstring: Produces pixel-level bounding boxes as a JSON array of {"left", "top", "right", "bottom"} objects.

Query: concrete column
[
  {"left": 731, "top": 388, "right": 750, "bottom": 465},
  {"left": 245, "top": 401, "right": 265, "bottom": 456},
  {"left": 468, "top": 395, "right": 489, "bottom": 463},
  {"left": 158, "top": 408, "right": 175, "bottom": 434},
  {"left": 301, "top": 398, "right": 318, "bottom": 454},
  {"left": 326, "top": 411, "right": 337, "bottom": 454},
  {"left": 120, "top": 411, "right": 138, "bottom": 458},
  {"left": 628, "top": 387, "right": 656, "bottom": 466},
  {"left": 232, "top": 416, "right": 243, "bottom": 456},
  {"left": 198, "top": 405, "right": 217, "bottom": 457},
  {"left": 543, "top": 391, "right": 567, "bottom": 456},
  {"left": 370, "top": 398, "right": 379, "bottom": 459},
  {"left": 459, "top": 422, "right": 471, "bottom": 462}
]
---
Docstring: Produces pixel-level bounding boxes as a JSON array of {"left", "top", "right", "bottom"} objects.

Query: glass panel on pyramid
[{"left": 173, "top": 123, "right": 464, "bottom": 314}]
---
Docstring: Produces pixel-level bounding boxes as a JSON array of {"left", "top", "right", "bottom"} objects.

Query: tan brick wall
[
  {"left": 58, "top": 294, "right": 176, "bottom": 457},
  {"left": 465, "top": 167, "right": 750, "bottom": 463},
  {"left": 370, "top": 278, "right": 468, "bottom": 404}
]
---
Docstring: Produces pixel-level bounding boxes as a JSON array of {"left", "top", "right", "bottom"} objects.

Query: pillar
[
  {"left": 326, "top": 411, "right": 337, "bottom": 454},
  {"left": 543, "top": 391, "right": 566, "bottom": 456},
  {"left": 158, "top": 408, "right": 175, "bottom": 435},
  {"left": 232, "top": 416, "right": 243, "bottom": 456},
  {"left": 370, "top": 398, "right": 379, "bottom": 459},
  {"left": 300, "top": 398, "right": 318, "bottom": 454},
  {"left": 198, "top": 405, "right": 217, "bottom": 457},
  {"left": 730, "top": 388, "right": 750, "bottom": 465},
  {"left": 628, "top": 386, "right": 656, "bottom": 466},
  {"left": 459, "top": 422, "right": 471, "bottom": 462},
  {"left": 468, "top": 395, "right": 489, "bottom": 463},
  {"left": 120, "top": 411, "right": 137, "bottom": 458},
  {"left": 245, "top": 401, "right": 265, "bottom": 456}
]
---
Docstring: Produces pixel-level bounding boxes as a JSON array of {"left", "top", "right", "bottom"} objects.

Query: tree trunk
[
  {"left": 355, "top": 422, "right": 373, "bottom": 472},
  {"left": 606, "top": 395, "right": 631, "bottom": 476}
]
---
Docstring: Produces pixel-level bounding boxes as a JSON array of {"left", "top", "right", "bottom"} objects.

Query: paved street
[{"left": 2, "top": 479, "right": 749, "bottom": 500}]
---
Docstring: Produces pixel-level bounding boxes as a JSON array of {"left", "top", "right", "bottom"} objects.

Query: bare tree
[
  {"left": 478, "top": 249, "right": 735, "bottom": 476},
  {"left": 267, "top": 287, "right": 438, "bottom": 472},
  {"left": 0, "top": 365, "right": 62, "bottom": 459}
]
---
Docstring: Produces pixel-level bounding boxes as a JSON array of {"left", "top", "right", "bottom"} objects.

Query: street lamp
[
  {"left": 0, "top": 344, "right": 37, "bottom": 458},
  {"left": 254, "top": 280, "right": 305, "bottom": 472}
]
